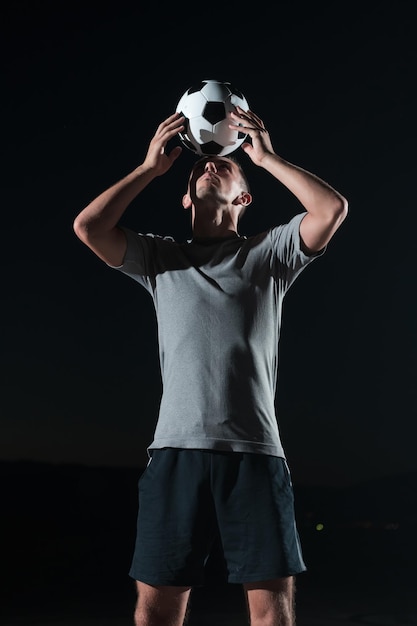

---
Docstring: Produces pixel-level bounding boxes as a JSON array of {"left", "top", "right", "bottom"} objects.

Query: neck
[{"left": 191, "top": 204, "right": 239, "bottom": 239}]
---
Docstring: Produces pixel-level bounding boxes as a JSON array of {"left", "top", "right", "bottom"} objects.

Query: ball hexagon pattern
[{"left": 175, "top": 80, "right": 249, "bottom": 156}]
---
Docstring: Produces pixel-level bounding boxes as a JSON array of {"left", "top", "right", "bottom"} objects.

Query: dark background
[
  {"left": 1, "top": 460, "right": 416, "bottom": 623},
  {"left": 1, "top": 0, "right": 417, "bottom": 622}
]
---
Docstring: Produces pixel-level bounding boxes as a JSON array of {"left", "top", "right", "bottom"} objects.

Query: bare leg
[
  {"left": 244, "top": 577, "right": 295, "bottom": 626},
  {"left": 134, "top": 581, "right": 192, "bottom": 626}
]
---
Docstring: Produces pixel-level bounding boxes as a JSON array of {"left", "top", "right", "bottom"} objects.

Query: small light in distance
[{"left": 315, "top": 523, "right": 324, "bottom": 531}]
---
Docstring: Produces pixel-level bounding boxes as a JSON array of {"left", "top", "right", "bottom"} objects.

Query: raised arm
[
  {"left": 73, "top": 113, "right": 184, "bottom": 266},
  {"left": 231, "top": 107, "right": 348, "bottom": 253}
]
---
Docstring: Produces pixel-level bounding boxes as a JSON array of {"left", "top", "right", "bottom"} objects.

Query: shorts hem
[
  {"left": 227, "top": 567, "right": 307, "bottom": 584},
  {"left": 129, "top": 571, "right": 202, "bottom": 587}
]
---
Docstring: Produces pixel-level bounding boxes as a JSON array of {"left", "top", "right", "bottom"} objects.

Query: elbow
[
  {"left": 73, "top": 214, "right": 98, "bottom": 245},
  {"left": 73, "top": 215, "right": 88, "bottom": 242},
  {"left": 340, "top": 195, "right": 349, "bottom": 218},
  {"left": 334, "top": 195, "right": 349, "bottom": 227}
]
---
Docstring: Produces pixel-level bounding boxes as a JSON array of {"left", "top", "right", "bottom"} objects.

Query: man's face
[{"left": 188, "top": 156, "right": 245, "bottom": 204}]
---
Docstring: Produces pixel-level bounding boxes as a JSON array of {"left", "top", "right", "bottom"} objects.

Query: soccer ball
[{"left": 175, "top": 79, "right": 249, "bottom": 157}]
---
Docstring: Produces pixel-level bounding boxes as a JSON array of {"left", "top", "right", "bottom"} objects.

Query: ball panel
[
  {"left": 200, "top": 80, "right": 232, "bottom": 103},
  {"left": 202, "top": 101, "right": 226, "bottom": 125},
  {"left": 229, "top": 85, "right": 246, "bottom": 100},
  {"left": 199, "top": 140, "right": 225, "bottom": 155},
  {"left": 213, "top": 119, "right": 247, "bottom": 151},
  {"left": 175, "top": 92, "right": 189, "bottom": 114},
  {"left": 187, "top": 116, "right": 214, "bottom": 148},
  {"left": 178, "top": 129, "right": 199, "bottom": 154},
  {"left": 229, "top": 93, "right": 248, "bottom": 109},
  {"left": 176, "top": 91, "right": 208, "bottom": 118},
  {"left": 187, "top": 81, "right": 207, "bottom": 95}
]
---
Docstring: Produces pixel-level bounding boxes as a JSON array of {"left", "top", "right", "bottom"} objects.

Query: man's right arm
[
  {"left": 74, "top": 165, "right": 159, "bottom": 266},
  {"left": 73, "top": 113, "right": 184, "bottom": 267}
]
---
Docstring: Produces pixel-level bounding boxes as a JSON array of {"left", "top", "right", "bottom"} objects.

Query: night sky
[{"left": 2, "top": 0, "right": 416, "bottom": 487}]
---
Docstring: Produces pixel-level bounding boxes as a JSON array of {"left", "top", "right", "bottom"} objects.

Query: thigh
[
  {"left": 244, "top": 577, "right": 295, "bottom": 626},
  {"left": 134, "top": 581, "right": 191, "bottom": 626},
  {"left": 130, "top": 449, "right": 217, "bottom": 586},
  {"left": 212, "top": 453, "right": 306, "bottom": 583}
]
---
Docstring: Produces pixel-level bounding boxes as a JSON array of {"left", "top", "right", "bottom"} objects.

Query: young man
[{"left": 73, "top": 107, "right": 348, "bottom": 626}]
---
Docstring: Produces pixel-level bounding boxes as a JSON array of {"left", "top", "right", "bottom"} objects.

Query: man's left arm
[
  {"left": 258, "top": 153, "right": 348, "bottom": 254},
  {"left": 231, "top": 107, "right": 348, "bottom": 253}
]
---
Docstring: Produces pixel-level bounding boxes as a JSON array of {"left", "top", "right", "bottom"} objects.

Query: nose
[{"left": 205, "top": 161, "right": 217, "bottom": 173}]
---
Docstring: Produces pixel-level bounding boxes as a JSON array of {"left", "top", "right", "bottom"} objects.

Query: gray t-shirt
[{"left": 113, "top": 212, "right": 323, "bottom": 458}]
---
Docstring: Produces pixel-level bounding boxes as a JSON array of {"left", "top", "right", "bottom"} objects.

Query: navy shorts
[{"left": 129, "top": 449, "right": 306, "bottom": 586}]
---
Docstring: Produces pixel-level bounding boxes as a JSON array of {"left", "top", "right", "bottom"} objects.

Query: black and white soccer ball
[{"left": 175, "top": 79, "right": 249, "bottom": 157}]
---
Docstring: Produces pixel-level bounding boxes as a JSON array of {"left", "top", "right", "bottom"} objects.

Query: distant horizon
[{"left": 2, "top": 456, "right": 416, "bottom": 491}]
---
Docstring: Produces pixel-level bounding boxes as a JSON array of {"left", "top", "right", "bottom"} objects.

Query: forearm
[
  {"left": 236, "top": 108, "right": 348, "bottom": 251},
  {"left": 73, "top": 113, "right": 184, "bottom": 266},
  {"left": 260, "top": 153, "right": 347, "bottom": 218}
]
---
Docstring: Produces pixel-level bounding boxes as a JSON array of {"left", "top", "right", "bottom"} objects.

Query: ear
[
  {"left": 182, "top": 193, "right": 192, "bottom": 210},
  {"left": 233, "top": 191, "right": 252, "bottom": 207}
]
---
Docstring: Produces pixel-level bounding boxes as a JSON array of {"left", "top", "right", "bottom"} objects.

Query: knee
[
  {"left": 134, "top": 602, "right": 173, "bottom": 626},
  {"left": 250, "top": 606, "right": 293, "bottom": 626},
  {"left": 245, "top": 577, "right": 295, "bottom": 626},
  {"left": 250, "top": 608, "right": 293, "bottom": 626},
  {"left": 133, "top": 585, "right": 191, "bottom": 626},
  {"left": 134, "top": 605, "right": 165, "bottom": 626},
  {"left": 134, "top": 605, "right": 189, "bottom": 626}
]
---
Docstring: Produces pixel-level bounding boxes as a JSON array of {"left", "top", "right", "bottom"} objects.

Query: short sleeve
[
  {"left": 108, "top": 227, "right": 155, "bottom": 293},
  {"left": 269, "top": 212, "right": 325, "bottom": 287}
]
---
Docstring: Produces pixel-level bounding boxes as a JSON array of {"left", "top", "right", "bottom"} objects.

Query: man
[{"left": 73, "top": 106, "right": 348, "bottom": 626}]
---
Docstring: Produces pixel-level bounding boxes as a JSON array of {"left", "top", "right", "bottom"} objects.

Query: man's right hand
[{"left": 142, "top": 112, "right": 184, "bottom": 176}]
